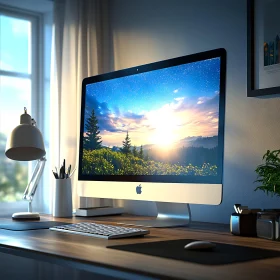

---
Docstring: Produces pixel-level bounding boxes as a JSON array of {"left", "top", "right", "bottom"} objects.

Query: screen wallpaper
[{"left": 81, "top": 57, "right": 221, "bottom": 178}]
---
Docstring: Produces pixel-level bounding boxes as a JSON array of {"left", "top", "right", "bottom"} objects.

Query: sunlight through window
[{"left": 0, "top": 14, "right": 32, "bottom": 202}]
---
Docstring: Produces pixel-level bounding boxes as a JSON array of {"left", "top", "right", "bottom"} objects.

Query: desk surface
[{"left": 0, "top": 214, "right": 280, "bottom": 280}]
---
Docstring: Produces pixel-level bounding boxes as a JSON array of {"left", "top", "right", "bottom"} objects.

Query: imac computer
[{"left": 78, "top": 48, "right": 226, "bottom": 227}]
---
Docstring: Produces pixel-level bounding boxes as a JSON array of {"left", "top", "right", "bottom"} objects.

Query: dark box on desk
[
  {"left": 230, "top": 213, "right": 257, "bottom": 236},
  {"left": 257, "top": 211, "right": 280, "bottom": 240}
]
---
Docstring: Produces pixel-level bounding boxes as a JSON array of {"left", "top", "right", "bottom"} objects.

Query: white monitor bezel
[{"left": 77, "top": 181, "right": 222, "bottom": 205}]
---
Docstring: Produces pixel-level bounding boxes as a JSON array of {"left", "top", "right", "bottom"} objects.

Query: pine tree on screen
[
  {"left": 139, "top": 145, "right": 144, "bottom": 159},
  {"left": 132, "top": 146, "right": 138, "bottom": 157},
  {"left": 84, "top": 109, "right": 102, "bottom": 150},
  {"left": 120, "top": 131, "right": 132, "bottom": 155}
]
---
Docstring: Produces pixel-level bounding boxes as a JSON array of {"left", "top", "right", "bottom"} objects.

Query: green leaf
[{"left": 255, "top": 149, "right": 280, "bottom": 196}]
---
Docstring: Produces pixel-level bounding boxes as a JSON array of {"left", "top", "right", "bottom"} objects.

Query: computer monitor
[{"left": 78, "top": 48, "right": 226, "bottom": 227}]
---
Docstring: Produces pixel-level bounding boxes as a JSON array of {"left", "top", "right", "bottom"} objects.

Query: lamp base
[{"left": 12, "top": 212, "right": 40, "bottom": 220}]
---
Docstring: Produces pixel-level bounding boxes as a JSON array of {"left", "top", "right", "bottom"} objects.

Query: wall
[{"left": 110, "top": 0, "right": 280, "bottom": 223}]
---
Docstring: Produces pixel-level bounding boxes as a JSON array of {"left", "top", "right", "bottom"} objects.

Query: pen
[
  {"left": 52, "top": 170, "right": 59, "bottom": 179},
  {"left": 54, "top": 161, "right": 73, "bottom": 179},
  {"left": 69, "top": 167, "right": 76, "bottom": 178},
  {"left": 59, "top": 165, "right": 65, "bottom": 179}
]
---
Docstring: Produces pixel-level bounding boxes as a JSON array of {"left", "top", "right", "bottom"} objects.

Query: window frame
[{"left": 0, "top": 5, "right": 44, "bottom": 214}]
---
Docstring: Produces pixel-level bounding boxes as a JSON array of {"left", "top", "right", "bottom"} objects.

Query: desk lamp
[{"left": 5, "top": 107, "right": 46, "bottom": 220}]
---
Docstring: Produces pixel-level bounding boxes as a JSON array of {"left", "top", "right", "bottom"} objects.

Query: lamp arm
[
  {"left": 22, "top": 161, "right": 40, "bottom": 199},
  {"left": 22, "top": 156, "right": 47, "bottom": 202}
]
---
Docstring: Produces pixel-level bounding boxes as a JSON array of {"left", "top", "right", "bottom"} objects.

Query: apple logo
[{"left": 136, "top": 184, "right": 142, "bottom": 194}]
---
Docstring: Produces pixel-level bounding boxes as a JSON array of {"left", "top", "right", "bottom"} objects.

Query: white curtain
[{"left": 50, "top": 0, "right": 113, "bottom": 211}]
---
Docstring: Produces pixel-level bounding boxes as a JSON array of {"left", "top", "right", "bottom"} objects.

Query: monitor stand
[{"left": 118, "top": 202, "right": 191, "bottom": 228}]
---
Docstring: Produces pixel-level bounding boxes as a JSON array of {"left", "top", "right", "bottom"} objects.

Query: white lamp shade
[{"left": 5, "top": 124, "right": 46, "bottom": 161}]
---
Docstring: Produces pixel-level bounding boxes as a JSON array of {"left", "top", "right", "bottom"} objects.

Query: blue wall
[{"left": 110, "top": 0, "right": 280, "bottom": 223}]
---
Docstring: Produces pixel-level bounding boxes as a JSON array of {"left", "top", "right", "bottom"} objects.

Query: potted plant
[{"left": 255, "top": 149, "right": 280, "bottom": 196}]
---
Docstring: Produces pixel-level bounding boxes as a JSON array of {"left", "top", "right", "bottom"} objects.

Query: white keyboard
[{"left": 49, "top": 222, "right": 150, "bottom": 239}]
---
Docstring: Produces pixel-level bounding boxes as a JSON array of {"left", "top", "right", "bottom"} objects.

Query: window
[{"left": 0, "top": 8, "right": 41, "bottom": 203}]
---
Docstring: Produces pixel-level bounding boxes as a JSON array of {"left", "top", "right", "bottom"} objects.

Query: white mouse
[{"left": 184, "top": 241, "right": 216, "bottom": 250}]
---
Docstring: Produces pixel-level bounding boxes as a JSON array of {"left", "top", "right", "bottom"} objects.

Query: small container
[
  {"left": 230, "top": 213, "right": 257, "bottom": 236},
  {"left": 53, "top": 179, "right": 72, "bottom": 217},
  {"left": 256, "top": 211, "right": 280, "bottom": 240}
]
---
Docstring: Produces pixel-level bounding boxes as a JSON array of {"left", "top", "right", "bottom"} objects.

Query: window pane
[
  {"left": 0, "top": 15, "right": 31, "bottom": 74},
  {"left": 0, "top": 76, "right": 31, "bottom": 202}
]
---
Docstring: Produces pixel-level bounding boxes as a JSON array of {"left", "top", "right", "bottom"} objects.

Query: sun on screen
[{"left": 148, "top": 108, "right": 180, "bottom": 149}]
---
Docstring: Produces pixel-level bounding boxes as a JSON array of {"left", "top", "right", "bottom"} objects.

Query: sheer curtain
[{"left": 50, "top": 0, "right": 113, "bottom": 212}]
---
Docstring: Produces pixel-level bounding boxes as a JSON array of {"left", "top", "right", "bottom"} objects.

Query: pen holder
[
  {"left": 53, "top": 178, "right": 72, "bottom": 217},
  {"left": 230, "top": 213, "right": 257, "bottom": 236}
]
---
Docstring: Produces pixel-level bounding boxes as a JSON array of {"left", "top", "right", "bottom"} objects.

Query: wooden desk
[{"left": 0, "top": 214, "right": 280, "bottom": 280}]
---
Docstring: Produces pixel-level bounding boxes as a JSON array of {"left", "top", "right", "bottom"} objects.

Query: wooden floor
[{"left": 0, "top": 214, "right": 280, "bottom": 279}]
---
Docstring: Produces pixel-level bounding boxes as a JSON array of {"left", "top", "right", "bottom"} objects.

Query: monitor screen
[{"left": 78, "top": 48, "right": 226, "bottom": 205}]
